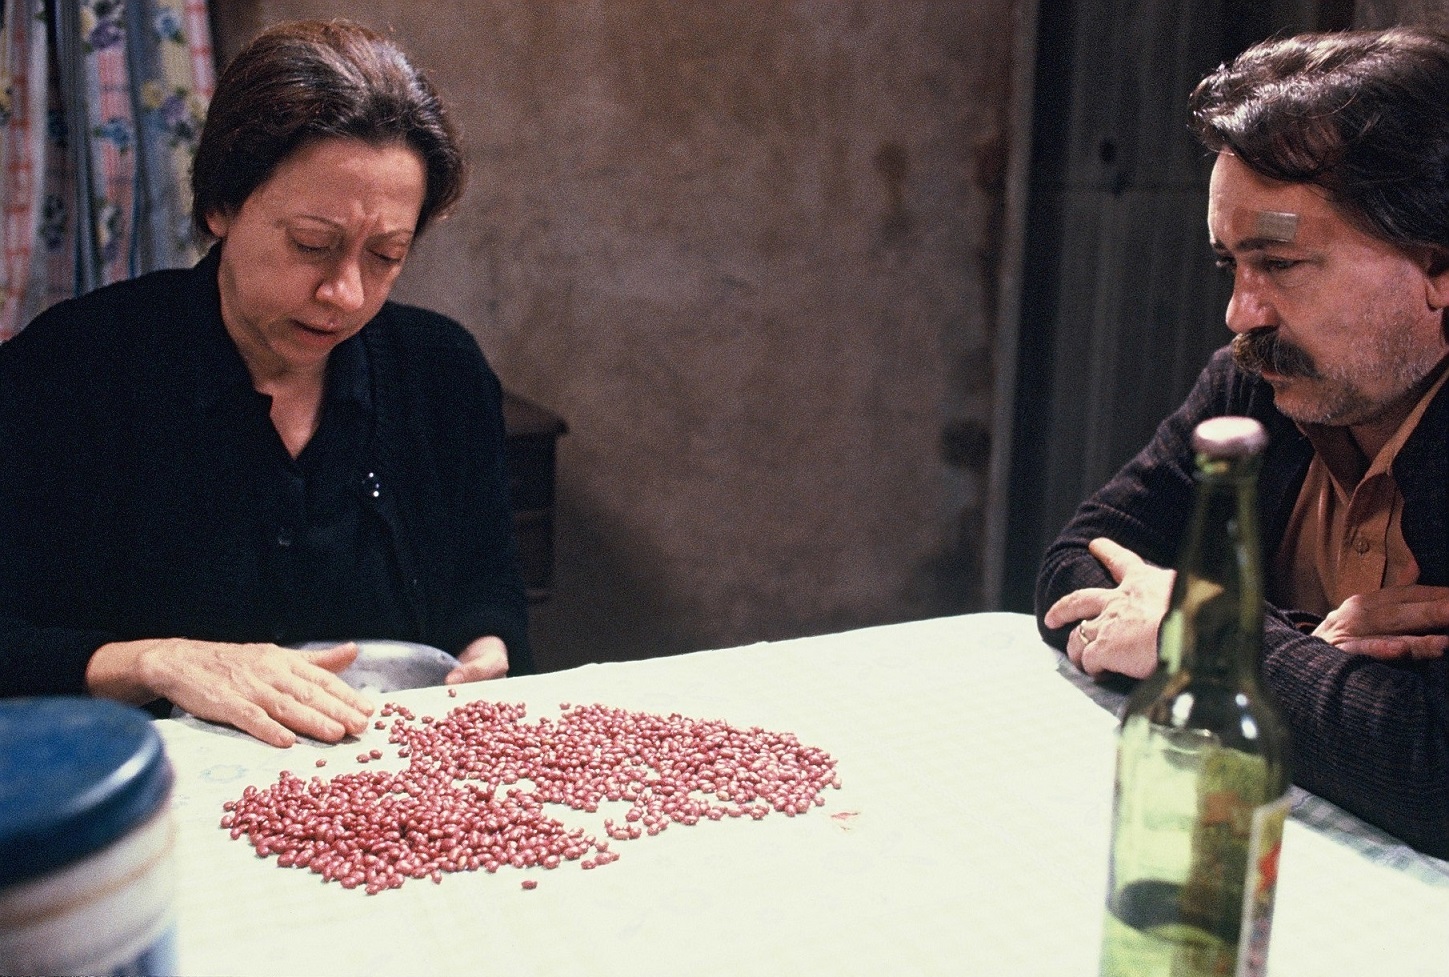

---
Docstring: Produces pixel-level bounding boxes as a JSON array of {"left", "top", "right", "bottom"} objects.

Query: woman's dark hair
[
  {"left": 1190, "top": 26, "right": 1449, "bottom": 253},
  {"left": 191, "top": 19, "right": 465, "bottom": 239}
]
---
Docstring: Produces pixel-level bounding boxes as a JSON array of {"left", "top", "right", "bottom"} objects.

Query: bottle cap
[
  {"left": 1193, "top": 416, "right": 1268, "bottom": 458},
  {"left": 0, "top": 697, "right": 174, "bottom": 887}
]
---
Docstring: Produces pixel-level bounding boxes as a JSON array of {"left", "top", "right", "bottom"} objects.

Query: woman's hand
[
  {"left": 445, "top": 635, "right": 510, "bottom": 684},
  {"left": 86, "top": 639, "right": 374, "bottom": 747}
]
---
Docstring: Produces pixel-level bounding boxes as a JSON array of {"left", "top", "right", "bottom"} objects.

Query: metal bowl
[{"left": 295, "top": 640, "right": 458, "bottom": 694}]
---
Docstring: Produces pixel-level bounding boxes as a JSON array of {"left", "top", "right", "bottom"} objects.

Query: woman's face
[{"left": 206, "top": 137, "right": 427, "bottom": 383}]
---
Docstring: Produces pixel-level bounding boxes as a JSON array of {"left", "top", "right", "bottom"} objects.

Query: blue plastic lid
[{"left": 0, "top": 697, "right": 174, "bottom": 887}]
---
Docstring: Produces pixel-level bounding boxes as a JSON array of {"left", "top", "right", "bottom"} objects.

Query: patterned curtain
[{"left": 0, "top": 0, "right": 213, "bottom": 341}]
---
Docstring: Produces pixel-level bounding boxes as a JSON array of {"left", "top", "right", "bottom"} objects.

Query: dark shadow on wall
[
  {"left": 526, "top": 486, "right": 692, "bottom": 673},
  {"left": 529, "top": 465, "right": 985, "bottom": 673}
]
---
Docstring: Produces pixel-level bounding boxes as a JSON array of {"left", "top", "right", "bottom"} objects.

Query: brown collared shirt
[{"left": 1273, "top": 365, "right": 1449, "bottom": 617}]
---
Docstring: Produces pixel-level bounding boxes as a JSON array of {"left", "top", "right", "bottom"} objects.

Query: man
[{"left": 1036, "top": 26, "right": 1449, "bottom": 859}]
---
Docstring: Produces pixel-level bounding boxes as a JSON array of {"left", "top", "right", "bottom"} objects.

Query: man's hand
[
  {"left": 1044, "top": 537, "right": 1175, "bottom": 679},
  {"left": 1312, "top": 585, "right": 1449, "bottom": 660},
  {"left": 86, "top": 639, "right": 374, "bottom": 748},
  {"left": 445, "top": 635, "right": 510, "bottom": 684}
]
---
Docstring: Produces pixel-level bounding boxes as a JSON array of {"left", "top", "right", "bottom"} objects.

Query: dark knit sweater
[
  {"left": 0, "top": 250, "right": 532, "bottom": 697},
  {"left": 1036, "top": 347, "right": 1449, "bottom": 858}
]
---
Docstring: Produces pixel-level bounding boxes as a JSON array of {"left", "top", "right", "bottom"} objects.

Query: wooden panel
[
  {"left": 1039, "top": 0, "right": 1290, "bottom": 195},
  {"left": 1042, "top": 190, "right": 1230, "bottom": 500}
]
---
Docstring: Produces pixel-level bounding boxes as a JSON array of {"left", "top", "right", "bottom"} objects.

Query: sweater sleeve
[
  {"left": 1033, "top": 347, "right": 1449, "bottom": 858},
  {"left": 1261, "top": 610, "right": 1449, "bottom": 857},
  {"left": 0, "top": 305, "right": 123, "bottom": 697},
  {"left": 435, "top": 350, "right": 535, "bottom": 674}
]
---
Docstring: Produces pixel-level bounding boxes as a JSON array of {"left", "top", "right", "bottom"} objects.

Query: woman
[{"left": 0, "top": 20, "right": 531, "bottom": 747}]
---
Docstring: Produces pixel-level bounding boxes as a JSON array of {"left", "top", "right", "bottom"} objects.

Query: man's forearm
[{"left": 1262, "top": 608, "right": 1449, "bottom": 858}]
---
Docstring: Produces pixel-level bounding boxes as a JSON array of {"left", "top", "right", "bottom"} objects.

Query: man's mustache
[{"left": 1231, "top": 329, "right": 1321, "bottom": 379}]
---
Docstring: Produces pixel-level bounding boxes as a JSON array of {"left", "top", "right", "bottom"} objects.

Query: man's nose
[{"left": 1224, "top": 277, "right": 1277, "bottom": 335}]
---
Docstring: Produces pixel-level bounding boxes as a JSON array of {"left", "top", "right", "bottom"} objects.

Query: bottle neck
[{"left": 1157, "top": 463, "right": 1264, "bottom": 681}]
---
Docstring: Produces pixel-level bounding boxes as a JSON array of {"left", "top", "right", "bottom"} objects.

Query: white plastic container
[{"left": 0, "top": 697, "right": 177, "bottom": 976}]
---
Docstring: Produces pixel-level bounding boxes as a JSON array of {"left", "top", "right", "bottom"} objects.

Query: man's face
[{"left": 1207, "top": 151, "right": 1449, "bottom": 433}]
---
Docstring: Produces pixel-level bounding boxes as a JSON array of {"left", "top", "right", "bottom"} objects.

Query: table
[{"left": 157, "top": 613, "right": 1449, "bottom": 976}]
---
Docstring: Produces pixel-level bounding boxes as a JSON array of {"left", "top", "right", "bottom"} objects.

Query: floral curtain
[{"left": 0, "top": 0, "right": 212, "bottom": 340}]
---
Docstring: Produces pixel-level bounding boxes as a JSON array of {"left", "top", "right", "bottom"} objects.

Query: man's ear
[{"left": 1425, "top": 246, "right": 1449, "bottom": 310}]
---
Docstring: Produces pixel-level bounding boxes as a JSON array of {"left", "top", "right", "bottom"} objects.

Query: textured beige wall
[{"left": 213, "top": 2, "right": 1018, "bottom": 670}]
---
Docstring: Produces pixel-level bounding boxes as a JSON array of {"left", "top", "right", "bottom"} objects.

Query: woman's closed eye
[{"left": 291, "top": 236, "right": 335, "bottom": 256}]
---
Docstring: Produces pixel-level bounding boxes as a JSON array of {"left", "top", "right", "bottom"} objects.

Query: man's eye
[
  {"left": 1213, "top": 256, "right": 1235, "bottom": 273},
  {"left": 372, "top": 251, "right": 407, "bottom": 266}
]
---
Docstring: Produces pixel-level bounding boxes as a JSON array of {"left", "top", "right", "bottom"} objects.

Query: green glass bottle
[{"left": 1098, "top": 416, "right": 1291, "bottom": 977}]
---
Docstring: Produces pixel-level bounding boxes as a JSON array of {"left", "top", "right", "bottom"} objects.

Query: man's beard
[
  {"left": 1231, "top": 323, "right": 1444, "bottom": 428},
  {"left": 1231, "top": 328, "right": 1321, "bottom": 380}
]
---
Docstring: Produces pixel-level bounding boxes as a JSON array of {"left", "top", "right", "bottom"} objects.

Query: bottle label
[{"left": 1234, "top": 794, "right": 1290, "bottom": 977}]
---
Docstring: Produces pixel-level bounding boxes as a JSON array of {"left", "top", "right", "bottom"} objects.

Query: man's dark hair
[
  {"left": 1190, "top": 26, "right": 1449, "bottom": 253},
  {"left": 191, "top": 19, "right": 465, "bottom": 239}
]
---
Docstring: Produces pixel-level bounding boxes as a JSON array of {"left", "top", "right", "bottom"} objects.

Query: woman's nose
[{"left": 317, "top": 259, "right": 365, "bottom": 312}]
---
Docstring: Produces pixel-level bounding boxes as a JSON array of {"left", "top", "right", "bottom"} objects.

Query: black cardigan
[
  {"left": 0, "top": 251, "right": 532, "bottom": 697},
  {"left": 1036, "top": 346, "right": 1449, "bottom": 859}
]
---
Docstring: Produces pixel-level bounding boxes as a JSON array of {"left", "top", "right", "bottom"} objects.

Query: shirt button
[
  {"left": 1353, "top": 537, "right": 1370, "bottom": 555},
  {"left": 277, "top": 529, "right": 293, "bottom": 548}
]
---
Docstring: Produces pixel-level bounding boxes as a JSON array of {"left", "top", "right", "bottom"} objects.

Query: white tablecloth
[{"left": 157, "top": 612, "right": 1449, "bottom": 976}]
